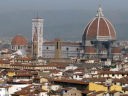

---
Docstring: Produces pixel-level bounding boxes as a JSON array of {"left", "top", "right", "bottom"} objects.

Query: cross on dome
[{"left": 96, "top": 5, "right": 104, "bottom": 17}]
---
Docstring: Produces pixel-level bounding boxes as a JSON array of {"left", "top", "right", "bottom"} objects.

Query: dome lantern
[{"left": 96, "top": 6, "right": 104, "bottom": 17}]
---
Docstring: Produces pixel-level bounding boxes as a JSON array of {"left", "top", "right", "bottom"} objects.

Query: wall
[
  {"left": 8, "top": 84, "right": 30, "bottom": 95},
  {"left": 89, "top": 82, "right": 122, "bottom": 92},
  {"left": 0, "top": 88, "right": 9, "bottom": 96}
]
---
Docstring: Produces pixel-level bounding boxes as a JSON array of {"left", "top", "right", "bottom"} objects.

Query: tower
[
  {"left": 82, "top": 6, "right": 116, "bottom": 59},
  {"left": 54, "top": 39, "right": 62, "bottom": 58},
  {"left": 32, "top": 17, "right": 43, "bottom": 58}
]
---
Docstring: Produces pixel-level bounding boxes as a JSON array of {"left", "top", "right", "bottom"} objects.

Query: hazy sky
[{"left": 0, "top": 0, "right": 128, "bottom": 41}]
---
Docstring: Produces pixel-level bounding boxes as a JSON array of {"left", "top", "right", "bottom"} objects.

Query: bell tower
[
  {"left": 32, "top": 17, "right": 43, "bottom": 58},
  {"left": 54, "top": 39, "right": 62, "bottom": 58}
]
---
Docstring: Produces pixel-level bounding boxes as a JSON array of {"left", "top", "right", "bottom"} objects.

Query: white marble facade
[{"left": 42, "top": 41, "right": 82, "bottom": 58}]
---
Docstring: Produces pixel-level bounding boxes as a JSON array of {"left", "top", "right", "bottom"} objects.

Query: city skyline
[
  {"left": 0, "top": 0, "right": 128, "bottom": 41},
  {"left": 0, "top": 1, "right": 128, "bottom": 95}
]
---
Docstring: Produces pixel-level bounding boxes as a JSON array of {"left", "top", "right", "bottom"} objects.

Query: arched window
[{"left": 46, "top": 47, "right": 49, "bottom": 50}]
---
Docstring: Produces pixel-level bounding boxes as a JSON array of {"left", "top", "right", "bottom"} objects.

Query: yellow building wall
[
  {"left": 89, "top": 82, "right": 122, "bottom": 92},
  {"left": 40, "top": 78, "right": 48, "bottom": 83},
  {"left": 110, "top": 85, "right": 122, "bottom": 91},
  {"left": 42, "top": 86, "right": 49, "bottom": 92},
  {"left": 89, "top": 82, "right": 107, "bottom": 92},
  {"left": 124, "top": 91, "right": 128, "bottom": 94},
  {"left": 7, "top": 72, "right": 15, "bottom": 77}
]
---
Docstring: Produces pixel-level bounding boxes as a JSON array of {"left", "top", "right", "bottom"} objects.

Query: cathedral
[
  {"left": 82, "top": 6, "right": 119, "bottom": 60},
  {"left": 11, "top": 6, "right": 121, "bottom": 60},
  {"left": 41, "top": 6, "right": 121, "bottom": 60}
]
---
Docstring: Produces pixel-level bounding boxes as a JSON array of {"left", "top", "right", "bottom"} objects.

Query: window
[
  {"left": 12, "top": 46, "right": 13, "bottom": 49},
  {"left": 18, "top": 46, "right": 20, "bottom": 49},
  {"left": 56, "top": 42, "right": 59, "bottom": 49},
  {"left": 66, "top": 47, "right": 69, "bottom": 51},
  {"left": 76, "top": 48, "right": 79, "bottom": 51},
  {"left": 46, "top": 47, "right": 49, "bottom": 50}
]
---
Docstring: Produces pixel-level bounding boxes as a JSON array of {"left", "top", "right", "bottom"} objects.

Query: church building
[{"left": 10, "top": 6, "right": 121, "bottom": 61}]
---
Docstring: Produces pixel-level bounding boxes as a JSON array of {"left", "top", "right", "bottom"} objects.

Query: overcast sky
[
  {"left": 0, "top": 0, "right": 128, "bottom": 41},
  {"left": 0, "top": 0, "right": 128, "bottom": 11}
]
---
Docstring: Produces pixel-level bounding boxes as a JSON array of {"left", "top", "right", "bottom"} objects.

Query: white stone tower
[{"left": 32, "top": 17, "right": 43, "bottom": 58}]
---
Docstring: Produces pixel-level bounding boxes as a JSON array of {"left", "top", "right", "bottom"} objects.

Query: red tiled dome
[
  {"left": 83, "top": 7, "right": 116, "bottom": 41},
  {"left": 85, "top": 46, "right": 96, "bottom": 54},
  {"left": 11, "top": 35, "right": 27, "bottom": 45},
  {"left": 111, "top": 47, "right": 121, "bottom": 54}
]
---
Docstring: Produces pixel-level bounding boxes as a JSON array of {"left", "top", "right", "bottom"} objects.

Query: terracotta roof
[
  {"left": 74, "top": 73, "right": 84, "bottom": 76},
  {"left": 98, "top": 71, "right": 128, "bottom": 75},
  {"left": 13, "top": 84, "right": 43, "bottom": 95},
  {"left": 0, "top": 59, "right": 10, "bottom": 64},
  {"left": 11, "top": 63, "right": 62, "bottom": 68},
  {"left": 43, "top": 41, "right": 81, "bottom": 46},
  {"left": 85, "top": 46, "right": 96, "bottom": 54},
  {"left": 16, "top": 57, "right": 32, "bottom": 61},
  {"left": 16, "top": 80, "right": 32, "bottom": 84},
  {"left": 0, "top": 85, "right": 11, "bottom": 88},
  {"left": 87, "top": 94, "right": 96, "bottom": 96},
  {"left": 113, "top": 78, "right": 128, "bottom": 84},
  {"left": 111, "top": 47, "right": 121, "bottom": 54},
  {"left": 95, "top": 91, "right": 105, "bottom": 94},
  {"left": 109, "top": 90, "right": 119, "bottom": 94},
  {"left": 50, "top": 69, "right": 62, "bottom": 74},
  {"left": 14, "top": 73, "right": 32, "bottom": 77},
  {"left": 83, "top": 7, "right": 116, "bottom": 41},
  {"left": 74, "top": 68, "right": 85, "bottom": 73},
  {"left": 81, "top": 90, "right": 94, "bottom": 94},
  {"left": 11, "top": 35, "right": 27, "bottom": 45},
  {"left": 122, "top": 87, "right": 128, "bottom": 91},
  {"left": 83, "top": 77, "right": 106, "bottom": 82},
  {"left": 51, "top": 78, "right": 88, "bottom": 85}
]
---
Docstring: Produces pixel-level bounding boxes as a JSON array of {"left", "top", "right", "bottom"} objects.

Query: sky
[{"left": 0, "top": 0, "right": 128, "bottom": 42}]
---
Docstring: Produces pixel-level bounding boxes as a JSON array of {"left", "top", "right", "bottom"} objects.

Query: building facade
[
  {"left": 10, "top": 6, "right": 121, "bottom": 61},
  {"left": 32, "top": 17, "right": 43, "bottom": 58},
  {"left": 42, "top": 39, "right": 82, "bottom": 58},
  {"left": 82, "top": 6, "right": 118, "bottom": 60},
  {"left": 42, "top": 6, "right": 120, "bottom": 60},
  {"left": 11, "top": 35, "right": 28, "bottom": 51}
]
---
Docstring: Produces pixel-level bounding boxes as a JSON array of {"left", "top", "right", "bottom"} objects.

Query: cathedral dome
[
  {"left": 85, "top": 46, "right": 96, "bottom": 54},
  {"left": 82, "top": 6, "right": 116, "bottom": 42},
  {"left": 11, "top": 35, "right": 27, "bottom": 45},
  {"left": 111, "top": 47, "right": 121, "bottom": 54}
]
